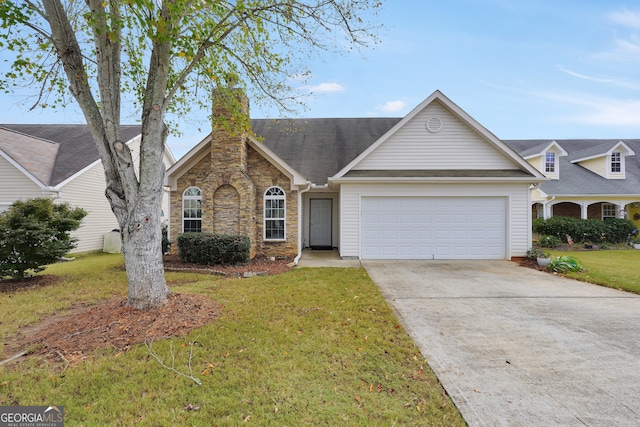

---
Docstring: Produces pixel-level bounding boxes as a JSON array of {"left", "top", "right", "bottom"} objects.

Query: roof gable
[
  {"left": 166, "top": 131, "right": 307, "bottom": 190},
  {"left": 332, "top": 91, "right": 543, "bottom": 180},
  {"left": 0, "top": 124, "right": 142, "bottom": 186},
  {"left": 521, "top": 140, "right": 568, "bottom": 160},
  {"left": 570, "top": 140, "right": 635, "bottom": 163},
  {"left": 0, "top": 127, "right": 58, "bottom": 186},
  {"left": 506, "top": 139, "right": 640, "bottom": 196}
]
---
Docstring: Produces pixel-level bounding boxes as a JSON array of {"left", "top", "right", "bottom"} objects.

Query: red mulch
[{"left": 2, "top": 256, "right": 293, "bottom": 365}]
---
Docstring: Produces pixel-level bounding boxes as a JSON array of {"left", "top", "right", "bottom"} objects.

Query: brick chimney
[
  {"left": 211, "top": 88, "right": 250, "bottom": 172},
  {"left": 209, "top": 88, "right": 257, "bottom": 256}
]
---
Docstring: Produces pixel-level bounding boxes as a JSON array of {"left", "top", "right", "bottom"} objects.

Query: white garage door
[{"left": 361, "top": 197, "right": 506, "bottom": 260}]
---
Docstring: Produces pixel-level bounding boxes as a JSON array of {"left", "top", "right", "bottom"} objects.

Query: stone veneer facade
[{"left": 169, "top": 92, "right": 298, "bottom": 259}]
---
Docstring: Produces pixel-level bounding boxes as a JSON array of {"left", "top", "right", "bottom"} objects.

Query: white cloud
[
  {"left": 304, "top": 82, "right": 346, "bottom": 93},
  {"left": 556, "top": 65, "right": 640, "bottom": 90},
  {"left": 607, "top": 8, "right": 640, "bottom": 29},
  {"left": 593, "top": 36, "right": 640, "bottom": 62},
  {"left": 376, "top": 100, "right": 408, "bottom": 113},
  {"left": 540, "top": 91, "right": 640, "bottom": 126}
]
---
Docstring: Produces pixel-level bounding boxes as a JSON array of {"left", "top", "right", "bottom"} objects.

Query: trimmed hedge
[
  {"left": 533, "top": 216, "right": 636, "bottom": 244},
  {"left": 176, "top": 232, "right": 250, "bottom": 265}
]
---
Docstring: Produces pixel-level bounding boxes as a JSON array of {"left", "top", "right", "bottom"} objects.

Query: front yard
[
  {"left": 0, "top": 253, "right": 465, "bottom": 426},
  {"left": 545, "top": 249, "right": 640, "bottom": 294}
]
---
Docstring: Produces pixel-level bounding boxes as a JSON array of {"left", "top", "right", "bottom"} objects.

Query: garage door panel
[{"left": 361, "top": 197, "right": 506, "bottom": 260}]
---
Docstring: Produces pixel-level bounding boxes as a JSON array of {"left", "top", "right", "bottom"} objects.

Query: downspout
[
  {"left": 293, "top": 183, "right": 312, "bottom": 265},
  {"left": 44, "top": 187, "right": 63, "bottom": 199}
]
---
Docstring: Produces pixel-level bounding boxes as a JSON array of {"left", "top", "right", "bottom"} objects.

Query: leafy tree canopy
[{"left": 0, "top": 0, "right": 381, "bottom": 130}]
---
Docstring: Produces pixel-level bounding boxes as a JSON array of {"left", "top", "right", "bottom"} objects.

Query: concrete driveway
[{"left": 363, "top": 260, "right": 640, "bottom": 427}]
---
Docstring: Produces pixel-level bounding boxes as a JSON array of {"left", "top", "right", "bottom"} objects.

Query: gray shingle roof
[
  {"left": 504, "top": 139, "right": 640, "bottom": 196},
  {"left": 0, "top": 124, "right": 141, "bottom": 186},
  {"left": 251, "top": 118, "right": 401, "bottom": 185},
  {"left": 252, "top": 119, "right": 640, "bottom": 193}
]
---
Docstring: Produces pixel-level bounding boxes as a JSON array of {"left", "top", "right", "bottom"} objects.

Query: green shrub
[
  {"left": 538, "top": 234, "right": 561, "bottom": 248},
  {"left": 603, "top": 218, "right": 637, "bottom": 243},
  {"left": 526, "top": 247, "right": 550, "bottom": 260},
  {"left": 176, "top": 232, "right": 250, "bottom": 265},
  {"left": 533, "top": 216, "right": 636, "bottom": 244},
  {"left": 533, "top": 216, "right": 579, "bottom": 241},
  {"left": 547, "top": 256, "right": 584, "bottom": 273},
  {"left": 0, "top": 198, "right": 87, "bottom": 279}
]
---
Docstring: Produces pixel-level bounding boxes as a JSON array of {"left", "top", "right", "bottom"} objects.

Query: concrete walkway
[
  {"left": 295, "top": 249, "right": 362, "bottom": 268},
  {"left": 363, "top": 260, "right": 640, "bottom": 427}
]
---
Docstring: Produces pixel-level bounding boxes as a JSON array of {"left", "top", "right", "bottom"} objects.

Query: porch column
[
  {"left": 543, "top": 202, "right": 552, "bottom": 219},
  {"left": 580, "top": 203, "right": 588, "bottom": 219},
  {"left": 618, "top": 202, "right": 627, "bottom": 219}
]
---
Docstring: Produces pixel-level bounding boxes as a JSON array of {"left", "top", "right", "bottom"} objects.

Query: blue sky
[{"left": 2, "top": 0, "right": 640, "bottom": 158}]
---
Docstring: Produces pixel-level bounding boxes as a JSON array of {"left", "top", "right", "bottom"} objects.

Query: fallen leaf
[{"left": 354, "top": 394, "right": 361, "bottom": 402}]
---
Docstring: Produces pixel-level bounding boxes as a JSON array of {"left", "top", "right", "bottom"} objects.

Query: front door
[{"left": 309, "top": 199, "right": 332, "bottom": 248}]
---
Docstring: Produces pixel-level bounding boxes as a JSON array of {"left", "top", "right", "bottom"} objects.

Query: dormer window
[
  {"left": 610, "top": 151, "right": 621, "bottom": 173},
  {"left": 545, "top": 152, "right": 556, "bottom": 173}
]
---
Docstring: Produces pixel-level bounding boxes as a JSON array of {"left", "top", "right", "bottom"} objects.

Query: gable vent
[{"left": 426, "top": 117, "right": 442, "bottom": 133}]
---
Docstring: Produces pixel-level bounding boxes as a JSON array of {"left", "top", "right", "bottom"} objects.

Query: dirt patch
[
  {"left": 0, "top": 275, "right": 62, "bottom": 293},
  {"left": 2, "top": 255, "right": 293, "bottom": 366}
]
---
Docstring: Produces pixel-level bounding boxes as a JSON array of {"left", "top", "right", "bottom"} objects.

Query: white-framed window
[
  {"left": 545, "top": 152, "right": 556, "bottom": 173},
  {"left": 264, "top": 186, "right": 286, "bottom": 240},
  {"left": 182, "top": 187, "right": 202, "bottom": 232},
  {"left": 610, "top": 151, "right": 621, "bottom": 173},
  {"left": 602, "top": 203, "right": 617, "bottom": 219}
]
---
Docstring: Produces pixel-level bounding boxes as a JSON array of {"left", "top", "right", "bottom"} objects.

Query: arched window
[
  {"left": 182, "top": 187, "right": 202, "bottom": 232},
  {"left": 264, "top": 186, "right": 286, "bottom": 240}
]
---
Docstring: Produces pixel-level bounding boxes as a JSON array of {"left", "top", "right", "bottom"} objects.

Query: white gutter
[{"left": 293, "top": 183, "right": 312, "bottom": 265}]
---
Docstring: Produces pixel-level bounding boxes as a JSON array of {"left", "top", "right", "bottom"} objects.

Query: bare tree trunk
[
  {"left": 121, "top": 196, "right": 169, "bottom": 310},
  {"left": 42, "top": 0, "right": 170, "bottom": 310}
]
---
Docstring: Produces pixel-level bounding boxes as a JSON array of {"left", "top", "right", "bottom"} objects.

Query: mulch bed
[{"left": 1, "top": 256, "right": 293, "bottom": 365}]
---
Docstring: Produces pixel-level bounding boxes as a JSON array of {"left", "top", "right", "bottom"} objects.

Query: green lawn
[
  {"left": 548, "top": 249, "right": 640, "bottom": 294},
  {"left": 0, "top": 254, "right": 465, "bottom": 426}
]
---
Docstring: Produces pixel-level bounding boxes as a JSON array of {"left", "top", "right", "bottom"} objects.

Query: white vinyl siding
[
  {"left": 340, "top": 182, "right": 531, "bottom": 260},
  {"left": 57, "top": 163, "right": 120, "bottom": 253},
  {"left": 353, "top": 103, "right": 517, "bottom": 170},
  {"left": 0, "top": 155, "right": 46, "bottom": 204}
]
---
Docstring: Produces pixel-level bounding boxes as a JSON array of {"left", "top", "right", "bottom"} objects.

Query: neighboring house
[
  {"left": 504, "top": 139, "right": 640, "bottom": 230},
  {"left": 0, "top": 124, "right": 176, "bottom": 253},
  {"left": 166, "top": 90, "right": 546, "bottom": 261}
]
